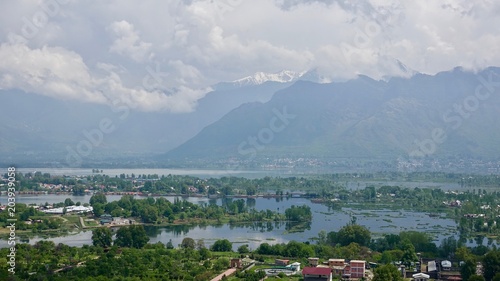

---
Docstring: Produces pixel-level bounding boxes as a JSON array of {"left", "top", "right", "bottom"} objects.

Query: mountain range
[
  {"left": 164, "top": 67, "right": 500, "bottom": 166},
  {"left": 2, "top": 67, "right": 500, "bottom": 169},
  {"left": 0, "top": 75, "right": 295, "bottom": 166}
]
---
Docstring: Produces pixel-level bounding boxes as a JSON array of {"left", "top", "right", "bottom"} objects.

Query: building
[
  {"left": 328, "top": 259, "right": 345, "bottom": 267},
  {"left": 328, "top": 259, "right": 346, "bottom": 275},
  {"left": 427, "top": 260, "right": 437, "bottom": 272},
  {"left": 302, "top": 267, "right": 332, "bottom": 281},
  {"left": 289, "top": 262, "right": 301, "bottom": 272},
  {"left": 230, "top": 258, "right": 241, "bottom": 268},
  {"left": 100, "top": 214, "right": 113, "bottom": 225},
  {"left": 275, "top": 259, "right": 290, "bottom": 266},
  {"left": 413, "top": 272, "right": 430, "bottom": 281},
  {"left": 349, "top": 260, "right": 366, "bottom": 278},
  {"left": 441, "top": 260, "right": 452, "bottom": 271},
  {"left": 308, "top": 257, "right": 319, "bottom": 267},
  {"left": 242, "top": 257, "right": 255, "bottom": 266}
]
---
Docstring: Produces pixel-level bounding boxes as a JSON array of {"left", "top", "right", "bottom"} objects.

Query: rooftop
[{"left": 302, "top": 267, "right": 332, "bottom": 276}]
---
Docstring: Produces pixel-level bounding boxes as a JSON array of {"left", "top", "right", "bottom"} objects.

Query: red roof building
[{"left": 302, "top": 267, "right": 332, "bottom": 281}]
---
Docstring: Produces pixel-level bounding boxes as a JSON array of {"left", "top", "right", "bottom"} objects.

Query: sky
[{"left": 1, "top": 0, "right": 500, "bottom": 113}]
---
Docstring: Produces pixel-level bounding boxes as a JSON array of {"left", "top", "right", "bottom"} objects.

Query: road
[{"left": 210, "top": 268, "right": 237, "bottom": 281}]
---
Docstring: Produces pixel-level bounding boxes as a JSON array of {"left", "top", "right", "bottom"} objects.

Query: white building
[{"left": 412, "top": 272, "right": 430, "bottom": 281}]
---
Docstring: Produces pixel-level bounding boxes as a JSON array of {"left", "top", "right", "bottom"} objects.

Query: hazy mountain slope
[
  {"left": 164, "top": 67, "right": 500, "bottom": 163},
  {"left": 0, "top": 81, "right": 292, "bottom": 165}
]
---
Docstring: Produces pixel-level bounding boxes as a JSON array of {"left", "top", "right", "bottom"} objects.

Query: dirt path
[
  {"left": 79, "top": 216, "right": 86, "bottom": 228},
  {"left": 210, "top": 268, "right": 237, "bottom": 281}
]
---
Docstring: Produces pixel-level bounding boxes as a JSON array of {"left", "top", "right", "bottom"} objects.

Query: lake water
[{"left": 0, "top": 195, "right": 461, "bottom": 250}]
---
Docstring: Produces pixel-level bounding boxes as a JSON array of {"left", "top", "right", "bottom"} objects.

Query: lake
[{"left": 0, "top": 195, "right": 461, "bottom": 250}]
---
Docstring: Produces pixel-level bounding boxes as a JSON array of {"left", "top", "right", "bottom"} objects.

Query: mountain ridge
[{"left": 164, "top": 67, "right": 500, "bottom": 166}]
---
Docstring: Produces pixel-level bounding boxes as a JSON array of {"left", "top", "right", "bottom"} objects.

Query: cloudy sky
[{"left": 1, "top": 0, "right": 499, "bottom": 112}]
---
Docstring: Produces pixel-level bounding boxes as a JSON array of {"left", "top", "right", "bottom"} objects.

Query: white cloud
[
  {"left": 108, "top": 20, "right": 152, "bottom": 62},
  {"left": 1, "top": 0, "right": 500, "bottom": 110},
  {"left": 0, "top": 43, "right": 210, "bottom": 112}
]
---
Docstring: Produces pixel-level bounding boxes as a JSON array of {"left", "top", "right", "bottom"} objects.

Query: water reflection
[
  {"left": 0, "top": 197, "right": 482, "bottom": 250},
  {"left": 246, "top": 198, "right": 256, "bottom": 208}
]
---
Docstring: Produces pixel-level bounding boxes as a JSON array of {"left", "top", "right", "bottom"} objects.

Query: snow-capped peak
[{"left": 232, "top": 70, "right": 305, "bottom": 86}]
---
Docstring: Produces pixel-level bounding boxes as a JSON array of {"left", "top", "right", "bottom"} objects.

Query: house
[
  {"left": 302, "top": 267, "right": 332, "bottom": 281},
  {"left": 230, "top": 258, "right": 241, "bottom": 268},
  {"left": 308, "top": 257, "right": 319, "bottom": 267},
  {"left": 100, "top": 214, "right": 113, "bottom": 225},
  {"left": 427, "top": 261, "right": 437, "bottom": 272},
  {"left": 289, "top": 262, "right": 301, "bottom": 272},
  {"left": 349, "top": 260, "right": 366, "bottom": 279},
  {"left": 413, "top": 272, "right": 430, "bottom": 281},
  {"left": 328, "top": 259, "right": 345, "bottom": 267},
  {"left": 441, "top": 260, "right": 452, "bottom": 271},
  {"left": 328, "top": 259, "right": 346, "bottom": 275},
  {"left": 275, "top": 259, "right": 290, "bottom": 266},
  {"left": 342, "top": 264, "right": 351, "bottom": 279},
  {"left": 241, "top": 257, "right": 255, "bottom": 267}
]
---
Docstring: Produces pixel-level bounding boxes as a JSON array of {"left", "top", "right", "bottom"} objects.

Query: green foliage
[
  {"left": 181, "top": 237, "right": 196, "bottom": 249},
  {"left": 284, "top": 205, "right": 312, "bottom": 221},
  {"left": 399, "top": 231, "right": 436, "bottom": 254},
  {"left": 211, "top": 239, "right": 232, "bottom": 252},
  {"left": 330, "top": 224, "right": 371, "bottom": 247},
  {"left": 373, "top": 264, "right": 403, "bottom": 281},
  {"left": 468, "top": 275, "right": 486, "bottom": 281},
  {"left": 89, "top": 193, "right": 107, "bottom": 206},
  {"left": 114, "top": 225, "right": 150, "bottom": 249},
  {"left": 461, "top": 258, "right": 477, "bottom": 281},
  {"left": 400, "top": 239, "right": 418, "bottom": 268},
  {"left": 0, "top": 242, "right": 237, "bottom": 280},
  {"left": 484, "top": 250, "right": 500, "bottom": 281},
  {"left": 238, "top": 244, "right": 250, "bottom": 254},
  {"left": 166, "top": 239, "right": 174, "bottom": 249},
  {"left": 64, "top": 198, "right": 75, "bottom": 206},
  {"left": 235, "top": 269, "right": 266, "bottom": 281},
  {"left": 72, "top": 185, "right": 86, "bottom": 195},
  {"left": 92, "top": 227, "right": 112, "bottom": 248},
  {"left": 256, "top": 241, "right": 315, "bottom": 258}
]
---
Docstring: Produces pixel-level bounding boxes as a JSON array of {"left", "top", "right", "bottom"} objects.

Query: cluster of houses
[
  {"left": 99, "top": 214, "right": 135, "bottom": 226},
  {"left": 302, "top": 258, "right": 367, "bottom": 280},
  {"left": 443, "top": 200, "right": 462, "bottom": 207},
  {"left": 41, "top": 205, "right": 93, "bottom": 214}
]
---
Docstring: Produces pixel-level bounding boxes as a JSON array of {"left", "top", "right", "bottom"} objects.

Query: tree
[
  {"left": 92, "top": 227, "right": 112, "bottom": 248},
  {"left": 380, "top": 251, "right": 392, "bottom": 264},
  {"left": 181, "top": 237, "right": 196, "bottom": 249},
  {"left": 72, "top": 185, "right": 86, "bottom": 196},
  {"left": 401, "top": 239, "right": 418, "bottom": 268},
  {"left": 456, "top": 246, "right": 473, "bottom": 262},
  {"left": 373, "top": 264, "right": 403, "bottom": 281},
  {"left": 211, "top": 239, "right": 232, "bottom": 252},
  {"left": 284, "top": 205, "right": 312, "bottom": 221},
  {"left": 92, "top": 203, "right": 104, "bottom": 217},
  {"left": 334, "top": 224, "right": 371, "bottom": 247},
  {"left": 196, "top": 239, "right": 206, "bottom": 250},
  {"left": 246, "top": 186, "right": 257, "bottom": 196},
  {"left": 484, "top": 250, "right": 500, "bottom": 281},
  {"left": 90, "top": 193, "right": 107, "bottom": 206},
  {"left": 238, "top": 244, "right": 250, "bottom": 254},
  {"left": 199, "top": 247, "right": 212, "bottom": 260},
  {"left": 461, "top": 258, "right": 477, "bottom": 281},
  {"left": 468, "top": 276, "right": 485, "bottom": 281},
  {"left": 213, "top": 258, "right": 230, "bottom": 271},
  {"left": 64, "top": 198, "right": 75, "bottom": 206},
  {"left": 114, "top": 225, "right": 149, "bottom": 248},
  {"left": 492, "top": 273, "right": 500, "bottom": 281}
]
